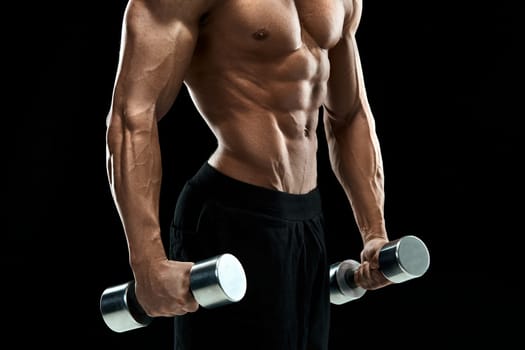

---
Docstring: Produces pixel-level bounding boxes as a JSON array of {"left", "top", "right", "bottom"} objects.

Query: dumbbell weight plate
[
  {"left": 379, "top": 235, "right": 430, "bottom": 283},
  {"left": 100, "top": 281, "right": 152, "bottom": 333},
  {"left": 190, "top": 253, "right": 247, "bottom": 308},
  {"left": 329, "top": 259, "right": 367, "bottom": 305}
]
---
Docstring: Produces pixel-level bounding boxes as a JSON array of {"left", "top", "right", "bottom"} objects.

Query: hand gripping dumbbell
[
  {"left": 100, "top": 253, "right": 247, "bottom": 333},
  {"left": 329, "top": 235, "right": 430, "bottom": 305}
]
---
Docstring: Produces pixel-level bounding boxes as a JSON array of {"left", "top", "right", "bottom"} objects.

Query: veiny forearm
[
  {"left": 324, "top": 107, "right": 387, "bottom": 243},
  {"left": 106, "top": 109, "right": 166, "bottom": 267},
  {"left": 323, "top": 1, "right": 387, "bottom": 243},
  {"left": 103, "top": 0, "right": 203, "bottom": 269}
]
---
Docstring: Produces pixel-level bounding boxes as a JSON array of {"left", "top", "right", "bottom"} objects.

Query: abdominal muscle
[
  {"left": 185, "top": 46, "right": 328, "bottom": 195},
  {"left": 208, "top": 108, "right": 320, "bottom": 195}
]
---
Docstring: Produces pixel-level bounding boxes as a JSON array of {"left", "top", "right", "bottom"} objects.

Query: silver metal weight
[
  {"left": 100, "top": 253, "right": 247, "bottom": 333},
  {"left": 329, "top": 235, "right": 430, "bottom": 305},
  {"left": 379, "top": 235, "right": 430, "bottom": 283},
  {"left": 99, "top": 281, "right": 152, "bottom": 333},
  {"left": 329, "top": 259, "right": 366, "bottom": 305},
  {"left": 190, "top": 253, "right": 247, "bottom": 308}
]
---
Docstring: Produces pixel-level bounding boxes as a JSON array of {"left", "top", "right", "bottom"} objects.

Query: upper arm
[
  {"left": 109, "top": 0, "right": 213, "bottom": 124},
  {"left": 324, "top": 0, "right": 371, "bottom": 124}
]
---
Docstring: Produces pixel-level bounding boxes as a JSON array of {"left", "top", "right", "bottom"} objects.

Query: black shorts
[{"left": 169, "top": 162, "right": 330, "bottom": 350}]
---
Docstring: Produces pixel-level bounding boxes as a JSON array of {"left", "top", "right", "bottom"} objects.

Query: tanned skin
[{"left": 106, "top": 0, "right": 392, "bottom": 318}]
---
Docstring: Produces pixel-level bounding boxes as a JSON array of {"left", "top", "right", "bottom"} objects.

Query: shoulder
[
  {"left": 126, "top": 0, "right": 219, "bottom": 24},
  {"left": 341, "top": 0, "right": 363, "bottom": 33}
]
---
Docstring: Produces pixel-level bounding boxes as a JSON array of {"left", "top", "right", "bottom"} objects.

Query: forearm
[
  {"left": 324, "top": 106, "right": 387, "bottom": 243},
  {"left": 106, "top": 110, "right": 166, "bottom": 268},
  {"left": 323, "top": 1, "right": 387, "bottom": 243},
  {"left": 103, "top": 0, "right": 203, "bottom": 268}
]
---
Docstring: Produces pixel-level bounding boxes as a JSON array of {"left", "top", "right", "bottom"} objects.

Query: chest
[{"left": 207, "top": 0, "right": 346, "bottom": 54}]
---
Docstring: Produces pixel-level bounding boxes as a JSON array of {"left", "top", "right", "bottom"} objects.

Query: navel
[{"left": 252, "top": 28, "right": 270, "bottom": 41}]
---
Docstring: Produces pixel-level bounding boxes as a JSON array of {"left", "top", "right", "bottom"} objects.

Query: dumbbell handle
[
  {"left": 100, "top": 253, "right": 247, "bottom": 333},
  {"left": 330, "top": 235, "right": 430, "bottom": 305}
]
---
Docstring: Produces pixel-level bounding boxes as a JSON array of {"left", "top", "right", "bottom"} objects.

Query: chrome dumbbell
[
  {"left": 329, "top": 235, "right": 430, "bottom": 305},
  {"left": 100, "top": 253, "right": 247, "bottom": 332}
]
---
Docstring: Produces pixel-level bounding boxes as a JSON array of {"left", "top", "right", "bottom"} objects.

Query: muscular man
[{"left": 106, "top": 0, "right": 392, "bottom": 349}]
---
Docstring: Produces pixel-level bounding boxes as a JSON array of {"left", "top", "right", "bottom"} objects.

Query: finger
[{"left": 355, "top": 261, "right": 390, "bottom": 290}]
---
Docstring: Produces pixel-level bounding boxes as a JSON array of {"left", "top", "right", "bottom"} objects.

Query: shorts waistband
[{"left": 187, "top": 162, "right": 323, "bottom": 220}]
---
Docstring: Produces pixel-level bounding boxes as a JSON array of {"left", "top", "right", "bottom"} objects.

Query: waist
[
  {"left": 186, "top": 162, "right": 323, "bottom": 220},
  {"left": 208, "top": 135, "right": 318, "bottom": 194}
]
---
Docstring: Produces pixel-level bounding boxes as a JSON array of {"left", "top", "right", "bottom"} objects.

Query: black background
[{"left": 8, "top": 0, "right": 522, "bottom": 348}]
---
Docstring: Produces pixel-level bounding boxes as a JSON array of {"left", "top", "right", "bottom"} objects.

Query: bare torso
[
  {"left": 106, "top": 0, "right": 391, "bottom": 311},
  {"left": 184, "top": 0, "right": 346, "bottom": 194}
]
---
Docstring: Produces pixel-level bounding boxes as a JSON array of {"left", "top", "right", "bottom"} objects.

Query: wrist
[
  {"left": 128, "top": 235, "right": 167, "bottom": 270},
  {"left": 360, "top": 225, "right": 388, "bottom": 244}
]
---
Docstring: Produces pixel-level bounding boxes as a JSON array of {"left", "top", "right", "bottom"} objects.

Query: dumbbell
[
  {"left": 329, "top": 235, "right": 430, "bottom": 305},
  {"left": 100, "top": 253, "right": 247, "bottom": 333}
]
